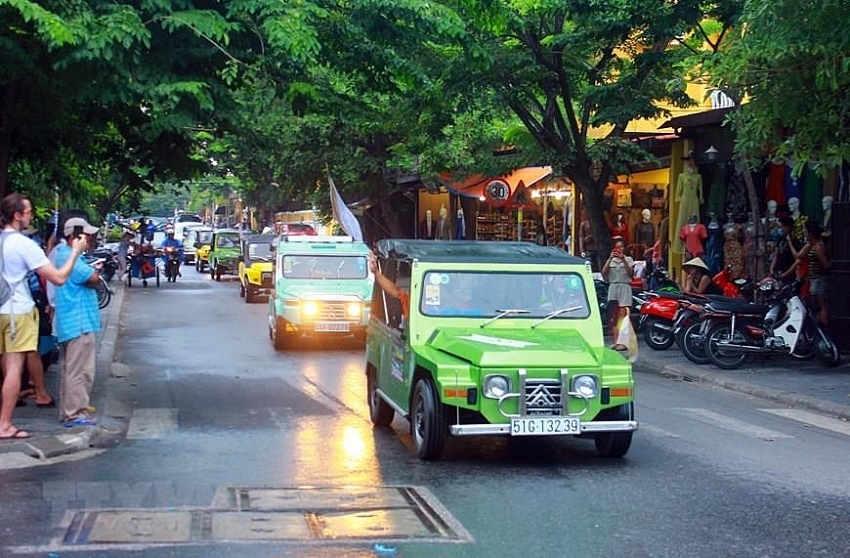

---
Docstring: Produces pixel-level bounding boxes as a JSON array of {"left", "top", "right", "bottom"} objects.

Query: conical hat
[{"left": 682, "top": 256, "right": 709, "bottom": 271}]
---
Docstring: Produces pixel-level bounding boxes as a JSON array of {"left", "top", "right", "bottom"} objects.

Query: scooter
[
  {"left": 639, "top": 266, "right": 752, "bottom": 351},
  {"left": 162, "top": 246, "right": 181, "bottom": 283},
  {"left": 704, "top": 279, "right": 840, "bottom": 369}
]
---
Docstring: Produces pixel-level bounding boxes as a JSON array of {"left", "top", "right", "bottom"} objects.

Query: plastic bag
[{"left": 616, "top": 311, "right": 639, "bottom": 362}]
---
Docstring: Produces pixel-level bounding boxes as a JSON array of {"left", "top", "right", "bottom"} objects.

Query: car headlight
[
  {"left": 346, "top": 302, "right": 362, "bottom": 318},
  {"left": 483, "top": 375, "right": 511, "bottom": 399},
  {"left": 302, "top": 300, "right": 319, "bottom": 317},
  {"left": 571, "top": 375, "right": 598, "bottom": 398}
]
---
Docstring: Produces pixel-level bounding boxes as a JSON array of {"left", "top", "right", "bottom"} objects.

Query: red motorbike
[{"left": 639, "top": 266, "right": 752, "bottom": 351}]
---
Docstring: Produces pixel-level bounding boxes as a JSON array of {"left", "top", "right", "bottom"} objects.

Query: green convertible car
[{"left": 365, "top": 239, "right": 638, "bottom": 461}]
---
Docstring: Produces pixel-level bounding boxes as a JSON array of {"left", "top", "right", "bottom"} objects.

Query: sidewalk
[
  {"left": 0, "top": 279, "right": 131, "bottom": 466},
  {"left": 633, "top": 340, "right": 850, "bottom": 421}
]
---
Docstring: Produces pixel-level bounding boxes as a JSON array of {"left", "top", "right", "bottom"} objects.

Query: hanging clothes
[
  {"left": 705, "top": 221, "right": 723, "bottom": 275},
  {"left": 766, "top": 163, "right": 787, "bottom": 206},
  {"left": 723, "top": 222, "right": 745, "bottom": 279},
  {"left": 784, "top": 166, "right": 802, "bottom": 201},
  {"left": 743, "top": 221, "right": 758, "bottom": 279},
  {"left": 724, "top": 171, "right": 748, "bottom": 219},
  {"left": 673, "top": 170, "right": 703, "bottom": 254},
  {"left": 706, "top": 167, "right": 727, "bottom": 221},
  {"left": 454, "top": 209, "right": 466, "bottom": 240},
  {"left": 802, "top": 166, "right": 823, "bottom": 225},
  {"left": 679, "top": 222, "right": 707, "bottom": 259}
]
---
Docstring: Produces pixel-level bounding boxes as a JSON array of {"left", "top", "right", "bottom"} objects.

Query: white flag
[{"left": 328, "top": 173, "right": 363, "bottom": 241}]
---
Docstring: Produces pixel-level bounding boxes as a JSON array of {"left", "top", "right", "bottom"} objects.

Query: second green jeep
[
  {"left": 268, "top": 235, "right": 373, "bottom": 349},
  {"left": 366, "top": 239, "right": 637, "bottom": 461}
]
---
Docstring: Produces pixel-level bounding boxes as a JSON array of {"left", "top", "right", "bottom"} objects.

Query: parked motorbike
[
  {"left": 640, "top": 266, "right": 752, "bottom": 352},
  {"left": 162, "top": 246, "right": 181, "bottom": 283},
  {"left": 90, "top": 246, "right": 119, "bottom": 283},
  {"left": 704, "top": 279, "right": 840, "bottom": 369}
]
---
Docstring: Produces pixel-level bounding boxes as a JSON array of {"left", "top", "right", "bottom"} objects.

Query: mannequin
[
  {"left": 678, "top": 214, "right": 707, "bottom": 259},
  {"left": 435, "top": 204, "right": 452, "bottom": 240},
  {"left": 419, "top": 209, "right": 435, "bottom": 240},
  {"left": 610, "top": 212, "right": 629, "bottom": 244},
  {"left": 674, "top": 163, "right": 704, "bottom": 253},
  {"left": 705, "top": 212, "right": 723, "bottom": 274},
  {"left": 764, "top": 199, "right": 782, "bottom": 268},
  {"left": 822, "top": 195, "right": 833, "bottom": 239},
  {"left": 633, "top": 208, "right": 655, "bottom": 249},
  {"left": 788, "top": 196, "right": 809, "bottom": 244},
  {"left": 723, "top": 217, "right": 744, "bottom": 279},
  {"left": 455, "top": 208, "right": 466, "bottom": 240}
]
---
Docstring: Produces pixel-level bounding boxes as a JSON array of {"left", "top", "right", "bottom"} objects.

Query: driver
[{"left": 160, "top": 226, "right": 184, "bottom": 275}]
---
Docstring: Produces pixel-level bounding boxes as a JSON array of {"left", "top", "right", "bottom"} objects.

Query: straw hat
[{"left": 682, "top": 256, "right": 709, "bottom": 271}]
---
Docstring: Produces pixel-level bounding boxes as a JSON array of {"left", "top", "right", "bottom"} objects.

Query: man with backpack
[{"left": 0, "top": 194, "right": 87, "bottom": 440}]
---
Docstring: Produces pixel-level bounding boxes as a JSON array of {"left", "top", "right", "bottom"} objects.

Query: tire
[
  {"left": 245, "top": 285, "right": 254, "bottom": 304},
  {"left": 127, "top": 272, "right": 132, "bottom": 288},
  {"left": 273, "top": 317, "right": 289, "bottom": 350},
  {"left": 239, "top": 282, "right": 245, "bottom": 298},
  {"left": 195, "top": 260, "right": 200, "bottom": 272},
  {"left": 411, "top": 378, "right": 446, "bottom": 460},
  {"left": 593, "top": 403, "right": 634, "bottom": 458},
  {"left": 210, "top": 262, "right": 216, "bottom": 279},
  {"left": 155, "top": 267, "right": 160, "bottom": 287},
  {"left": 367, "top": 365, "right": 394, "bottom": 427},
  {"left": 681, "top": 321, "right": 711, "bottom": 365},
  {"left": 96, "top": 278, "right": 111, "bottom": 310},
  {"left": 215, "top": 267, "right": 222, "bottom": 282},
  {"left": 814, "top": 326, "right": 841, "bottom": 367},
  {"left": 706, "top": 323, "right": 750, "bottom": 370},
  {"left": 643, "top": 317, "right": 675, "bottom": 350}
]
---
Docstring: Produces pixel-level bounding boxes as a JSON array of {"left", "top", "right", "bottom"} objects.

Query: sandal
[
  {"left": 36, "top": 397, "right": 56, "bottom": 408},
  {"left": 0, "top": 428, "right": 31, "bottom": 440}
]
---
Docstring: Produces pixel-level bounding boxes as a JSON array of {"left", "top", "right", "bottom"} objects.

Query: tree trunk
[{"left": 738, "top": 157, "right": 765, "bottom": 280}]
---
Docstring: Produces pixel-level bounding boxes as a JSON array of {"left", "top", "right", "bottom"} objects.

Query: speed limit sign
[{"left": 484, "top": 179, "right": 511, "bottom": 206}]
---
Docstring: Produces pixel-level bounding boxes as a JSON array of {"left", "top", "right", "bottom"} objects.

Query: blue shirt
[{"left": 53, "top": 244, "right": 100, "bottom": 343}]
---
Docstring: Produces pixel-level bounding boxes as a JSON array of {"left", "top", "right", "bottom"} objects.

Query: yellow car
[
  {"left": 238, "top": 234, "right": 276, "bottom": 303},
  {"left": 188, "top": 227, "right": 213, "bottom": 272}
]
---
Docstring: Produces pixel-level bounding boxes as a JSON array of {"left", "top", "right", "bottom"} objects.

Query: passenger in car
[{"left": 369, "top": 252, "right": 409, "bottom": 319}]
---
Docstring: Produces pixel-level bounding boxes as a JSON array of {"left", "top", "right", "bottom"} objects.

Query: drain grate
[{"left": 56, "top": 486, "right": 472, "bottom": 549}]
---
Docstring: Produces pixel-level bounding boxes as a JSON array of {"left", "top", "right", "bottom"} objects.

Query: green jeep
[
  {"left": 366, "top": 239, "right": 637, "bottom": 461},
  {"left": 268, "top": 236, "right": 373, "bottom": 349},
  {"left": 208, "top": 228, "right": 241, "bottom": 281}
]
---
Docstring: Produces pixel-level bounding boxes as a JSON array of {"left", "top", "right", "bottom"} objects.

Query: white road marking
[
  {"left": 760, "top": 408, "right": 850, "bottom": 436},
  {"left": 637, "top": 423, "right": 681, "bottom": 438},
  {"left": 126, "top": 408, "right": 178, "bottom": 439},
  {"left": 674, "top": 407, "right": 794, "bottom": 440}
]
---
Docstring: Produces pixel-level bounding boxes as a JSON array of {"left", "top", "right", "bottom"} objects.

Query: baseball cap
[{"left": 63, "top": 217, "right": 99, "bottom": 236}]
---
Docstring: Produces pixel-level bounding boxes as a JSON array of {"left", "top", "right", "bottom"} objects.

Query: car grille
[
  {"left": 522, "top": 378, "right": 564, "bottom": 416},
  {"left": 304, "top": 301, "right": 348, "bottom": 322},
  {"left": 261, "top": 272, "right": 273, "bottom": 287}
]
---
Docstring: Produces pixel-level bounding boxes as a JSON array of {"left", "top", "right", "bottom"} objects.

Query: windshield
[
  {"left": 196, "top": 231, "right": 212, "bottom": 244},
  {"left": 216, "top": 234, "right": 239, "bottom": 248},
  {"left": 281, "top": 255, "right": 368, "bottom": 279},
  {"left": 177, "top": 214, "right": 203, "bottom": 223},
  {"left": 419, "top": 271, "right": 591, "bottom": 319},
  {"left": 247, "top": 242, "right": 272, "bottom": 260}
]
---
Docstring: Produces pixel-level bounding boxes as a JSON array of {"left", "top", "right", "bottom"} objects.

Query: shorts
[
  {"left": 809, "top": 275, "right": 828, "bottom": 297},
  {"left": 0, "top": 308, "right": 40, "bottom": 353}
]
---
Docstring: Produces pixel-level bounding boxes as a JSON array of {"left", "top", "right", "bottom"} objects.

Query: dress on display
[
  {"left": 725, "top": 172, "right": 748, "bottom": 218},
  {"left": 723, "top": 223, "right": 745, "bottom": 279},
  {"left": 791, "top": 214, "right": 809, "bottom": 244},
  {"left": 610, "top": 221, "right": 630, "bottom": 244},
  {"left": 743, "top": 221, "right": 757, "bottom": 279},
  {"left": 705, "top": 222, "right": 723, "bottom": 274},
  {"left": 674, "top": 171, "right": 703, "bottom": 253},
  {"left": 785, "top": 166, "right": 802, "bottom": 201},
  {"left": 766, "top": 163, "right": 786, "bottom": 206},
  {"left": 679, "top": 223, "right": 707, "bottom": 259},
  {"left": 802, "top": 167, "right": 823, "bottom": 224}
]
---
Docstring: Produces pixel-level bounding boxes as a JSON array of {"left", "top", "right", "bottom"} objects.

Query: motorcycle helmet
[{"left": 165, "top": 225, "right": 175, "bottom": 236}]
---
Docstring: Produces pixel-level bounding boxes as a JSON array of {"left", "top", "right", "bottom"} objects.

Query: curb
[{"left": 643, "top": 361, "right": 850, "bottom": 422}]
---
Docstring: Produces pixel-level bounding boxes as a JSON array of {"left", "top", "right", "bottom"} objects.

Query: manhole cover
[{"left": 52, "top": 485, "right": 472, "bottom": 550}]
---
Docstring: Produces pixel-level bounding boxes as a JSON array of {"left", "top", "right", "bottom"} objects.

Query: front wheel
[
  {"left": 593, "top": 403, "right": 634, "bottom": 458},
  {"left": 411, "top": 378, "right": 446, "bottom": 460},
  {"left": 706, "top": 323, "right": 750, "bottom": 370},
  {"left": 367, "top": 365, "right": 394, "bottom": 427},
  {"left": 272, "top": 317, "right": 289, "bottom": 351},
  {"left": 681, "top": 321, "right": 711, "bottom": 365},
  {"left": 813, "top": 326, "right": 841, "bottom": 367},
  {"left": 96, "top": 277, "right": 111, "bottom": 309},
  {"left": 245, "top": 285, "right": 255, "bottom": 304},
  {"left": 643, "top": 317, "right": 675, "bottom": 350}
]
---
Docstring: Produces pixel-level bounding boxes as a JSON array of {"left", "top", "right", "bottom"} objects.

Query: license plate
[
  {"left": 510, "top": 417, "right": 581, "bottom": 436},
  {"left": 314, "top": 322, "right": 350, "bottom": 332}
]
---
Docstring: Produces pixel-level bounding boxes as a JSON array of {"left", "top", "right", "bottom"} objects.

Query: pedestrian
[
  {"left": 117, "top": 231, "right": 133, "bottom": 280},
  {"left": 0, "top": 194, "right": 87, "bottom": 440},
  {"left": 52, "top": 217, "right": 102, "bottom": 427},
  {"left": 769, "top": 216, "right": 798, "bottom": 286},
  {"left": 601, "top": 237, "right": 634, "bottom": 350},
  {"left": 793, "top": 221, "right": 830, "bottom": 328}
]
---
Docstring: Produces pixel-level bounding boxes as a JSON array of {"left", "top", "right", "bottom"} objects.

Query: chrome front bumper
[{"left": 449, "top": 420, "right": 639, "bottom": 436}]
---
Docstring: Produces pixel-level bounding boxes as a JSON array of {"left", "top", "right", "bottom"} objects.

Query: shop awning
[
  {"left": 659, "top": 107, "right": 735, "bottom": 131},
  {"left": 439, "top": 166, "right": 553, "bottom": 199}
]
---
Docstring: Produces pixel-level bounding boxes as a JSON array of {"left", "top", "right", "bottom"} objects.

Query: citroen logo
[{"left": 527, "top": 384, "right": 558, "bottom": 407}]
